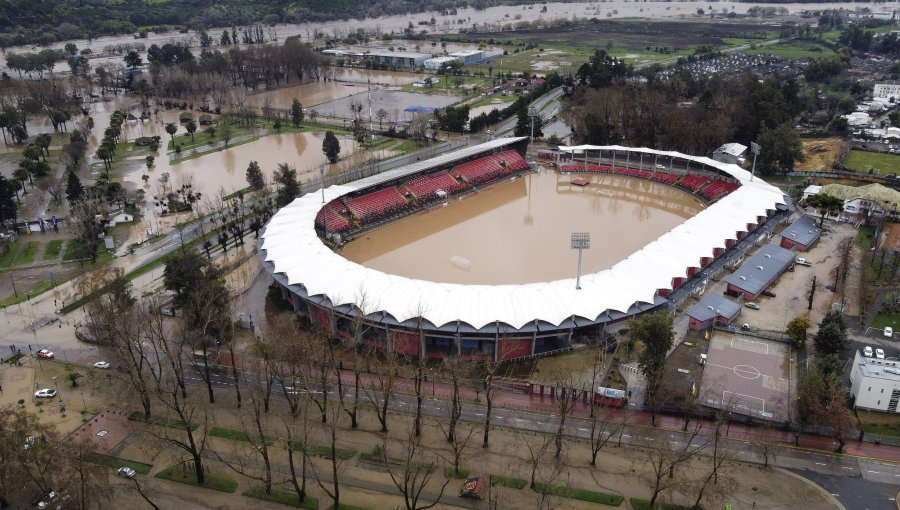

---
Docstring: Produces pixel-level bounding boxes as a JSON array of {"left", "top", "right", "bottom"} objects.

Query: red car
[{"left": 36, "top": 349, "right": 54, "bottom": 359}]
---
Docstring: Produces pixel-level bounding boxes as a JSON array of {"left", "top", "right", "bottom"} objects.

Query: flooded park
[{"left": 340, "top": 169, "right": 704, "bottom": 285}]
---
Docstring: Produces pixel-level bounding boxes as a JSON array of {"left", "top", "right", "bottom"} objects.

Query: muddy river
[{"left": 340, "top": 168, "right": 704, "bottom": 285}]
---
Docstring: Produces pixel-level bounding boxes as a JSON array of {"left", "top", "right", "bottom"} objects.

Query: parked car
[
  {"left": 34, "top": 389, "right": 57, "bottom": 398},
  {"left": 117, "top": 467, "right": 136, "bottom": 478},
  {"left": 761, "top": 289, "right": 776, "bottom": 298},
  {"left": 36, "top": 349, "right": 54, "bottom": 359},
  {"left": 876, "top": 348, "right": 886, "bottom": 360},
  {"left": 795, "top": 258, "right": 812, "bottom": 266},
  {"left": 93, "top": 361, "right": 110, "bottom": 369},
  {"left": 884, "top": 327, "right": 893, "bottom": 338},
  {"left": 745, "top": 302, "right": 760, "bottom": 310},
  {"left": 864, "top": 346, "right": 874, "bottom": 357},
  {"left": 741, "top": 323, "right": 751, "bottom": 331}
]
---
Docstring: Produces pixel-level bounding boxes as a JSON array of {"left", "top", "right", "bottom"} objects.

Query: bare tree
[
  {"left": 441, "top": 356, "right": 468, "bottom": 444},
  {"left": 215, "top": 388, "right": 274, "bottom": 495},
  {"left": 384, "top": 426, "right": 450, "bottom": 510},
  {"left": 145, "top": 316, "right": 210, "bottom": 485},
  {"left": 362, "top": 348, "right": 401, "bottom": 432},
  {"left": 519, "top": 431, "right": 554, "bottom": 490},
  {"left": 641, "top": 423, "right": 709, "bottom": 508},
  {"left": 438, "top": 419, "right": 479, "bottom": 478},
  {"left": 313, "top": 403, "right": 346, "bottom": 509},
  {"left": 280, "top": 395, "right": 313, "bottom": 505},
  {"left": 692, "top": 410, "right": 735, "bottom": 509}
]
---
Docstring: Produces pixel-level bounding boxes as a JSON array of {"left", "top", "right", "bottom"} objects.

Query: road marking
[
  {"left": 578, "top": 428, "right": 589, "bottom": 432},
  {"left": 868, "top": 470, "right": 880, "bottom": 474},
  {"left": 644, "top": 437, "right": 655, "bottom": 441},
  {"left": 474, "top": 413, "right": 483, "bottom": 417},
  {"left": 815, "top": 462, "right": 826, "bottom": 466},
  {"left": 842, "top": 467, "right": 854, "bottom": 470},
  {"left": 622, "top": 434, "right": 631, "bottom": 438}
]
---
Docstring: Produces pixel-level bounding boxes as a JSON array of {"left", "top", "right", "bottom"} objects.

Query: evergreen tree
[
  {"left": 65, "top": 170, "right": 84, "bottom": 205},
  {"left": 813, "top": 310, "right": 849, "bottom": 355},
  {"left": 290, "top": 98, "right": 304, "bottom": 128},
  {"left": 322, "top": 131, "right": 341, "bottom": 164},
  {"left": 245, "top": 161, "right": 265, "bottom": 191},
  {"left": 273, "top": 163, "right": 300, "bottom": 207},
  {"left": 0, "top": 175, "right": 17, "bottom": 228}
]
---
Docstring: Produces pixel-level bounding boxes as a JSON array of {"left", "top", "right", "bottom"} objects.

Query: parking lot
[{"left": 740, "top": 221, "right": 859, "bottom": 332}]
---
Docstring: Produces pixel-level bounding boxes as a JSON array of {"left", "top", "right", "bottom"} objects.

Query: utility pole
[{"left": 528, "top": 106, "right": 538, "bottom": 144}]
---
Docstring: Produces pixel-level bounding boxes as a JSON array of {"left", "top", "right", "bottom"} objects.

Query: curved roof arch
[{"left": 260, "top": 143, "right": 788, "bottom": 330}]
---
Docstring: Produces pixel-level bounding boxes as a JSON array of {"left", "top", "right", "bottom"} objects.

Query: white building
[
  {"left": 449, "top": 50, "right": 483, "bottom": 65},
  {"left": 873, "top": 82, "right": 900, "bottom": 101},
  {"left": 850, "top": 349, "right": 900, "bottom": 413},
  {"left": 424, "top": 56, "right": 459, "bottom": 70},
  {"left": 712, "top": 143, "right": 747, "bottom": 165},
  {"left": 802, "top": 185, "right": 822, "bottom": 201},
  {"left": 363, "top": 51, "right": 431, "bottom": 69},
  {"left": 843, "top": 111, "right": 872, "bottom": 127}
]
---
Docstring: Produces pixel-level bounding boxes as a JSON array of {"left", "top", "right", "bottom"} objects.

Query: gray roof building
[
  {"left": 686, "top": 294, "right": 742, "bottom": 322},
  {"left": 779, "top": 215, "right": 821, "bottom": 248},
  {"left": 724, "top": 244, "right": 795, "bottom": 296}
]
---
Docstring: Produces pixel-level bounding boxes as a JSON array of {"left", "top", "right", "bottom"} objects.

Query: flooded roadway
[{"left": 340, "top": 169, "right": 704, "bottom": 285}]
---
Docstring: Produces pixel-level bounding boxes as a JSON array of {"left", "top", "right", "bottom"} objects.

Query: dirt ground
[
  {"left": 74, "top": 377, "right": 838, "bottom": 510},
  {"left": 884, "top": 223, "right": 900, "bottom": 252},
  {"left": 742, "top": 220, "right": 860, "bottom": 330},
  {"left": 794, "top": 138, "right": 844, "bottom": 173}
]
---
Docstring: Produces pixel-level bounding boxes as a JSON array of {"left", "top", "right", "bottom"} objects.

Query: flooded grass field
[{"left": 341, "top": 169, "right": 704, "bottom": 285}]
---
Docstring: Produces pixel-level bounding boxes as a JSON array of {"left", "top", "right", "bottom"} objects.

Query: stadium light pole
[
  {"left": 320, "top": 162, "right": 327, "bottom": 240},
  {"left": 750, "top": 141, "right": 761, "bottom": 183},
  {"left": 528, "top": 106, "right": 538, "bottom": 143},
  {"left": 319, "top": 163, "right": 326, "bottom": 204},
  {"left": 571, "top": 232, "right": 590, "bottom": 290}
]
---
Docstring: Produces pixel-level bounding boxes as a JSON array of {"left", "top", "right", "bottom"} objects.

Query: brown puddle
[{"left": 340, "top": 169, "right": 704, "bottom": 285}]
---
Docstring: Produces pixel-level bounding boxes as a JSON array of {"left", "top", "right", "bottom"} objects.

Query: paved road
[
  {"left": 183, "top": 362, "right": 900, "bottom": 480},
  {"left": 788, "top": 468, "right": 898, "bottom": 510}
]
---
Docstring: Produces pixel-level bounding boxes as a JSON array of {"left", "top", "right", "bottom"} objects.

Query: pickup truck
[{"left": 795, "top": 258, "right": 812, "bottom": 266}]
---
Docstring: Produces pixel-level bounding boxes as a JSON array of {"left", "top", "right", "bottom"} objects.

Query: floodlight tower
[
  {"left": 571, "top": 232, "right": 591, "bottom": 290},
  {"left": 750, "top": 141, "right": 761, "bottom": 183}
]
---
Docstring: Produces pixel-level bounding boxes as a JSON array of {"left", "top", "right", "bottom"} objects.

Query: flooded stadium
[{"left": 340, "top": 168, "right": 704, "bottom": 285}]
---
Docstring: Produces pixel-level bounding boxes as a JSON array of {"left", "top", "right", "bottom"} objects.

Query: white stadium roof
[{"left": 260, "top": 143, "right": 788, "bottom": 330}]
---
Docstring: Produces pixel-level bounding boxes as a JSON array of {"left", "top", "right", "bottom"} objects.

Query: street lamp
[
  {"left": 750, "top": 141, "right": 761, "bottom": 182},
  {"left": 528, "top": 106, "right": 538, "bottom": 143},
  {"left": 571, "top": 232, "right": 591, "bottom": 290}
]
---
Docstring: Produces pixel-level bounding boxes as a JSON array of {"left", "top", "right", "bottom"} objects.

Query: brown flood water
[{"left": 341, "top": 169, "right": 704, "bottom": 285}]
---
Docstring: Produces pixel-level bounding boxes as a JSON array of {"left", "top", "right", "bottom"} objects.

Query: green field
[
  {"left": 243, "top": 487, "right": 318, "bottom": 509},
  {"left": 43, "top": 239, "right": 64, "bottom": 260},
  {"left": 743, "top": 39, "right": 836, "bottom": 59},
  {"left": 843, "top": 150, "right": 900, "bottom": 175},
  {"left": 156, "top": 466, "right": 237, "bottom": 493},
  {"left": 12, "top": 241, "right": 39, "bottom": 266},
  {"left": 871, "top": 313, "right": 900, "bottom": 330}
]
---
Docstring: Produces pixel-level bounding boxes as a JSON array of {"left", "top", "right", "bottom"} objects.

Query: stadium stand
[
  {"left": 699, "top": 179, "right": 740, "bottom": 201},
  {"left": 678, "top": 174, "right": 714, "bottom": 192},
  {"left": 557, "top": 163, "right": 739, "bottom": 202},
  {"left": 346, "top": 187, "right": 409, "bottom": 222},
  {"left": 315, "top": 201, "right": 352, "bottom": 232},
  {"left": 452, "top": 150, "right": 528, "bottom": 186},
  {"left": 400, "top": 172, "right": 469, "bottom": 202}
]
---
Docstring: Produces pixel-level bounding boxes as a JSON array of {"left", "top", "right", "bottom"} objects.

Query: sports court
[{"left": 698, "top": 333, "right": 792, "bottom": 422}]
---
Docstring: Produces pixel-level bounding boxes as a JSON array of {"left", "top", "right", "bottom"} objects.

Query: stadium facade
[{"left": 259, "top": 139, "right": 789, "bottom": 361}]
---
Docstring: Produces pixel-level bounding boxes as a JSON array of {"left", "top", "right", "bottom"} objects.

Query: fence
[{"left": 302, "top": 142, "right": 453, "bottom": 196}]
